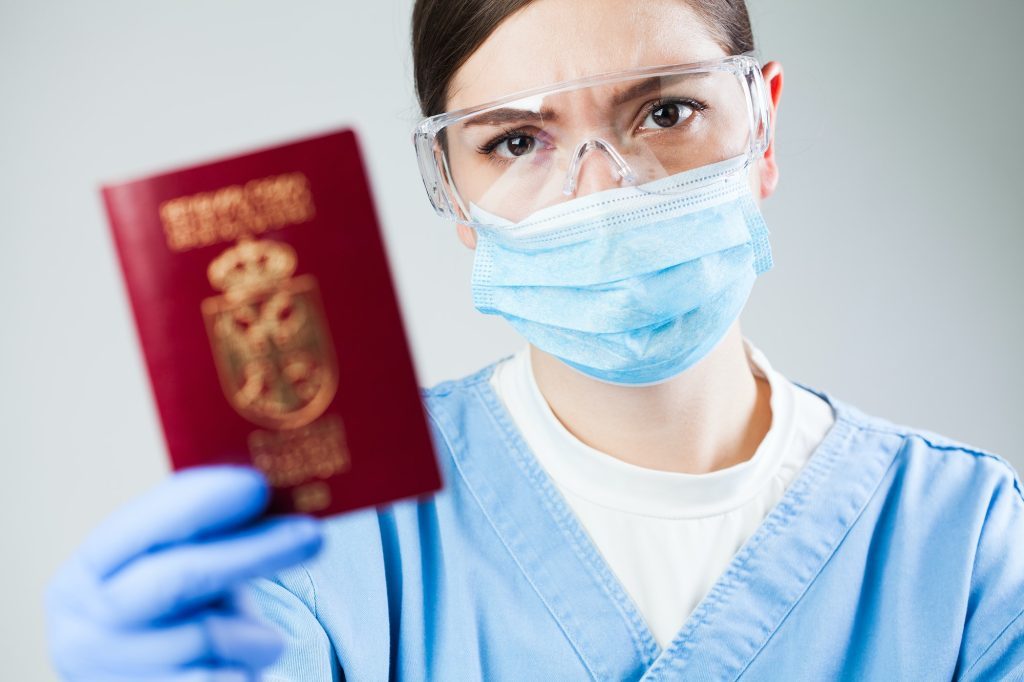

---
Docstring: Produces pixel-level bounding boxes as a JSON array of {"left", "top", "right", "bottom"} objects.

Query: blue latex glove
[{"left": 45, "top": 465, "right": 324, "bottom": 680}]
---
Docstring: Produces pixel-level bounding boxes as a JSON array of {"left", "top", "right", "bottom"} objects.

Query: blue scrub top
[{"left": 245, "top": 357, "right": 1024, "bottom": 681}]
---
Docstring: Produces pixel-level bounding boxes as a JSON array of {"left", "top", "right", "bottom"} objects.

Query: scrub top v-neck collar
[
  {"left": 495, "top": 340, "right": 800, "bottom": 520},
  {"left": 448, "top": 358, "right": 898, "bottom": 680}
]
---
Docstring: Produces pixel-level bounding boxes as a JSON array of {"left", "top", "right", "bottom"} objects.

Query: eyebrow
[
  {"left": 459, "top": 73, "right": 712, "bottom": 129},
  {"left": 460, "top": 108, "right": 557, "bottom": 128},
  {"left": 608, "top": 76, "right": 662, "bottom": 108}
]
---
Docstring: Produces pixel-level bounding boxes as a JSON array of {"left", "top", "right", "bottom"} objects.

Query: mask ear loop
[{"left": 561, "top": 138, "right": 638, "bottom": 196}]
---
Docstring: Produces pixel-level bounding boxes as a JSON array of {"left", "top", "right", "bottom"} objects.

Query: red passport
[{"left": 102, "top": 128, "right": 442, "bottom": 517}]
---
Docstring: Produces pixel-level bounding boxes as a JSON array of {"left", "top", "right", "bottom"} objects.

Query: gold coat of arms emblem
[{"left": 201, "top": 236, "right": 338, "bottom": 430}]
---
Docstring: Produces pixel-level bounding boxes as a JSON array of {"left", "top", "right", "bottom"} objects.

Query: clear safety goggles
[{"left": 413, "top": 54, "right": 771, "bottom": 231}]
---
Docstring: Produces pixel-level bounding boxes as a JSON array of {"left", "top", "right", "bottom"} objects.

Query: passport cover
[{"left": 101, "top": 128, "right": 442, "bottom": 517}]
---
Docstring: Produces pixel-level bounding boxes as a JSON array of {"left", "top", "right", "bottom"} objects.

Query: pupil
[
  {"left": 506, "top": 136, "right": 532, "bottom": 156},
  {"left": 652, "top": 104, "right": 680, "bottom": 128}
]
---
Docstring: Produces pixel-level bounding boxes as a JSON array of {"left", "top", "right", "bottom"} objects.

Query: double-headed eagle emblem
[{"left": 201, "top": 237, "right": 338, "bottom": 430}]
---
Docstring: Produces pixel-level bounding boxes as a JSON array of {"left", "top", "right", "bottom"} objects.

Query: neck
[{"left": 528, "top": 323, "right": 772, "bottom": 474}]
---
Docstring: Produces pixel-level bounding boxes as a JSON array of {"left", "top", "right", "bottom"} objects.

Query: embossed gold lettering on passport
[
  {"left": 160, "top": 173, "right": 315, "bottom": 252},
  {"left": 249, "top": 416, "right": 351, "bottom": 487},
  {"left": 201, "top": 237, "right": 338, "bottom": 430}
]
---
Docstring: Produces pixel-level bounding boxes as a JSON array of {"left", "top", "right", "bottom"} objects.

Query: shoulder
[
  {"left": 418, "top": 354, "right": 510, "bottom": 402},
  {"left": 795, "top": 380, "right": 1022, "bottom": 505},
  {"left": 797, "top": 382, "right": 1024, "bottom": 678},
  {"left": 416, "top": 353, "right": 516, "bottom": 453}
]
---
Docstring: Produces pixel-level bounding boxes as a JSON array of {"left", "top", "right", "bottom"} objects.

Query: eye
[
  {"left": 477, "top": 129, "right": 538, "bottom": 160},
  {"left": 640, "top": 100, "right": 699, "bottom": 130},
  {"left": 496, "top": 134, "right": 535, "bottom": 158}
]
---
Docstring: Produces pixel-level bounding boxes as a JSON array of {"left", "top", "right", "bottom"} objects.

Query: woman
[{"left": 46, "top": 0, "right": 1023, "bottom": 679}]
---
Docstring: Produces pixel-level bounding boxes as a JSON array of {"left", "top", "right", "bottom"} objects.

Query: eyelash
[
  {"left": 476, "top": 127, "right": 535, "bottom": 156},
  {"left": 641, "top": 97, "right": 708, "bottom": 128},
  {"left": 475, "top": 98, "right": 709, "bottom": 158}
]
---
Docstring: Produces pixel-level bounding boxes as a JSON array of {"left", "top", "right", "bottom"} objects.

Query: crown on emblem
[{"left": 207, "top": 237, "right": 297, "bottom": 293}]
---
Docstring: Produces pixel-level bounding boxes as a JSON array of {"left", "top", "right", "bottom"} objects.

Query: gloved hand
[{"left": 45, "top": 465, "right": 324, "bottom": 681}]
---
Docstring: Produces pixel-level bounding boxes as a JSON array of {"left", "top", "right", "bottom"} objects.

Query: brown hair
[{"left": 411, "top": 0, "right": 756, "bottom": 118}]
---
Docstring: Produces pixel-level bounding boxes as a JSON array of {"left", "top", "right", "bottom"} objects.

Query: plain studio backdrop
[{"left": 2, "top": 0, "right": 1021, "bottom": 678}]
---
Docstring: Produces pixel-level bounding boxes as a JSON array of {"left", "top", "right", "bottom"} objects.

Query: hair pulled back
[{"left": 411, "top": 0, "right": 755, "bottom": 117}]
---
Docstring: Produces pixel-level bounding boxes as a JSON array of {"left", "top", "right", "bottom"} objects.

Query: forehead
[{"left": 446, "top": 0, "right": 726, "bottom": 111}]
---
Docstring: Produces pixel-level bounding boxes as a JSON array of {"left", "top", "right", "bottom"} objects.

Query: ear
[
  {"left": 455, "top": 221, "right": 477, "bottom": 249},
  {"left": 757, "top": 61, "right": 784, "bottom": 200}
]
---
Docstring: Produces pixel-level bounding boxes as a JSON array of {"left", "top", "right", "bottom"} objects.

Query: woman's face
[{"left": 445, "top": 0, "right": 782, "bottom": 248}]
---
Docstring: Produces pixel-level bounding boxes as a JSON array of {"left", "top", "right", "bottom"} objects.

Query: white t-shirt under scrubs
[{"left": 489, "top": 336, "right": 836, "bottom": 649}]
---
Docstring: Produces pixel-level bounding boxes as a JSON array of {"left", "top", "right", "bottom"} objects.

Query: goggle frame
[{"left": 412, "top": 53, "right": 772, "bottom": 222}]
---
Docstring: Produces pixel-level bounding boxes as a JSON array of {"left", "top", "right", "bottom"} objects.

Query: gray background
[{"left": 2, "top": 0, "right": 1020, "bottom": 678}]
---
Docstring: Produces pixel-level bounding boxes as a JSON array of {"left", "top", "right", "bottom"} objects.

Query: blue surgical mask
[{"left": 469, "top": 155, "right": 773, "bottom": 386}]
